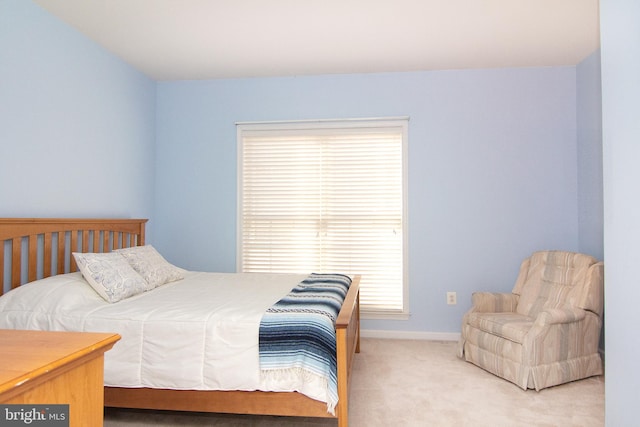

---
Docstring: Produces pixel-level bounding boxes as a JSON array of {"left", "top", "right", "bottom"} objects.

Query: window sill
[{"left": 361, "top": 310, "right": 410, "bottom": 321}]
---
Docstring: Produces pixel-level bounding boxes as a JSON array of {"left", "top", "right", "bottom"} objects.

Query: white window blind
[{"left": 237, "top": 118, "right": 408, "bottom": 318}]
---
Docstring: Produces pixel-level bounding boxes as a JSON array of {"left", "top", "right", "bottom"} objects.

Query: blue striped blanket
[{"left": 259, "top": 273, "right": 352, "bottom": 414}]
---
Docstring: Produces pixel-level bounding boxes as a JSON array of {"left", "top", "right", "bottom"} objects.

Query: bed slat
[
  {"left": 103, "top": 232, "right": 110, "bottom": 253},
  {"left": 28, "top": 234, "right": 37, "bottom": 283},
  {"left": 93, "top": 230, "right": 100, "bottom": 253},
  {"left": 70, "top": 230, "right": 79, "bottom": 272},
  {"left": 11, "top": 237, "right": 20, "bottom": 290},
  {"left": 57, "top": 232, "right": 65, "bottom": 276},
  {"left": 43, "top": 232, "right": 52, "bottom": 278},
  {"left": 82, "top": 230, "right": 90, "bottom": 253}
]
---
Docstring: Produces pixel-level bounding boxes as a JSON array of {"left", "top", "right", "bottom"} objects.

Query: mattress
[{"left": 0, "top": 271, "right": 346, "bottom": 400}]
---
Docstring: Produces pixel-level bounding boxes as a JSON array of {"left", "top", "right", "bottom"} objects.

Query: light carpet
[{"left": 104, "top": 338, "right": 604, "bottom": 427}]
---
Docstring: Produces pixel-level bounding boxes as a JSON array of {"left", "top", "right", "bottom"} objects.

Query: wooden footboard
[{"left": 0, "top": 218, "right": 361, "bottom": 427}]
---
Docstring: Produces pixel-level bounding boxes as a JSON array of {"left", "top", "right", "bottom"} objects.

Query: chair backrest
[{"left": 512, "top": 251, "right": 604, "bottom": 319}]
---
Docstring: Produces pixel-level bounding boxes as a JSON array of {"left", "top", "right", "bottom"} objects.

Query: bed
[{"left": 0, "top": 218, "right": 361, "bottom": 427}]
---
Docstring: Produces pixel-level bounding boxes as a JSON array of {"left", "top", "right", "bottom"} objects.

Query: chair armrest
[
  {"left": 524, "top": 307, "right": 593, "bottom": 365},
  {"left": 535, "top": 307, "right": 586, "bottom": 326},
  {"left": 470, "top": 292, "right": 518, "bottom": 313}
]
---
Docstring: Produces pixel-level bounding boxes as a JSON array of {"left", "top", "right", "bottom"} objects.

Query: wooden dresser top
[{"left": 0, "top": 329, "right": 120, "bottom": 397}]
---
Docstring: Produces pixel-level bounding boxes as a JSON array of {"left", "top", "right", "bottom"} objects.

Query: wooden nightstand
[{"left": 0, "top": 329, "right": 120, "bottom": 426}]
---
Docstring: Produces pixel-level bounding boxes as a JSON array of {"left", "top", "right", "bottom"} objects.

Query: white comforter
[{"left": 0, "top": 271, "right": 313, "bottom": 393}]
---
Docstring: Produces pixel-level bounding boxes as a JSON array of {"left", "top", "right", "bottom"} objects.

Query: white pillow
[
  {"left": 115, "top": 245, "right": 184, "bottom": 288},
  {"left": 72, "top": 252, "right": 149, "bottom": 303}
]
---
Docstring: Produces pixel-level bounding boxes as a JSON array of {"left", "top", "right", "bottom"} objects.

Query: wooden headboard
[{"left": 0, "top": 218, "right": 148, "bottom": 296}]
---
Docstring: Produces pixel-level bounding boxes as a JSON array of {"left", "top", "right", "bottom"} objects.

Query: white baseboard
[{"left": 361, "top": 329, "right": 460, "bottom": 342}]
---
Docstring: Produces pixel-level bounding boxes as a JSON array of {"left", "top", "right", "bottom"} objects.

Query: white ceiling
[{"left": 33, "top": 0, "right": 600, "bottom": 81}]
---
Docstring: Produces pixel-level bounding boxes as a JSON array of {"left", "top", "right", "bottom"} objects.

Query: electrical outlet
[{"left": 447, "top": 291, "right": 457, "bottom": 305}]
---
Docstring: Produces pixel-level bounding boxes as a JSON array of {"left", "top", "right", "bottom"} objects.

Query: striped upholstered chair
[{"left": 457, "top": 250, "right": 604, "bottom": 390}]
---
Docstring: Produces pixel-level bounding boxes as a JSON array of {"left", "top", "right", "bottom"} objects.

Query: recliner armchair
[{"left": 457, "top": 250, "right": 604, "bottom": 390}]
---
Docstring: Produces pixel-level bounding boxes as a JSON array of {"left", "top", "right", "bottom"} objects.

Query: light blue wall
[
  {"left": 601, "top": 1, "right": 640, "bottom": 425},
  {"left": 577, "top": 50, "right": 604, "bottom": 261},
  {"left": 2, "top": 0, "right": 604, "bottom": 337},
  {"left": 155, "top": 67, "right": 580, "bottom": 333},
  {"left": 0, "top": 0, "right": 156, "bottom": 224}
]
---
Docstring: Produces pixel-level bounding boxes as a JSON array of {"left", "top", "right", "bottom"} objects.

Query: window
[{"left": 237, "top": 118, "right": 408, "bottom": 318}]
